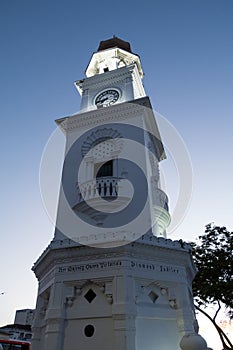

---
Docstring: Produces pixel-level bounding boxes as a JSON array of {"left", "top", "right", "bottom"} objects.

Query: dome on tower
[{"left": 97, "top": 36, "right": 132, "bottom": 53}]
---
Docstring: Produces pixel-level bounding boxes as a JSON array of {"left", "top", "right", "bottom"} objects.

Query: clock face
[{"left": 95, "top": 89, "right": 119, "bottom": 107}]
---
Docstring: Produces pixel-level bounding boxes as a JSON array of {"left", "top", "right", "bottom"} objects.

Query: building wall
[{"left": 14, "top": 309, "right": 34, "bottom": 326}]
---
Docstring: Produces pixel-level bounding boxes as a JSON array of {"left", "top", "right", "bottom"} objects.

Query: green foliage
[
  {"left": 190, "top": 224, "right": 233, "bottom": 349},
  {"left": 191, "top": 224, "right": 233, "bottom": 318}
]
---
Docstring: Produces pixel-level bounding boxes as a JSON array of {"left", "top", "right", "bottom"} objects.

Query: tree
[{"left": 190, "top": 224, "right": 233, "bottom": 350}]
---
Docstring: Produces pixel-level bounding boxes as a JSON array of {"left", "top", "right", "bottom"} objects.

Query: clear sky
[{"left": 1, "top": 1, "right": 233, "bottom": 349}]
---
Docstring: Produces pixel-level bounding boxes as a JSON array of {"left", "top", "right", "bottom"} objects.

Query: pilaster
[{"left": 44, "top": 282, "right": 66, "bottom": 350}]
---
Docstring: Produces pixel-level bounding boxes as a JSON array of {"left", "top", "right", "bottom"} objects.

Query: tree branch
[
  {"left": 195, "top": 304, "right": 233, "bottom": 350},
  {"left": 213, "top": 300, "right": 221, "bottom": 321}
]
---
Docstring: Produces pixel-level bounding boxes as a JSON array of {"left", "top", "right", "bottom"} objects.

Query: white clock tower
[{"left": 31, "top": 37, "right": 208, "bottom": 350}]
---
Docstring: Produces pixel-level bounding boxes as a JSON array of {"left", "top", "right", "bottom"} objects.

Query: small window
[
  {"left": 84, "top": 289, "right": 96, "bottom": 303},
  {"left": 84, "top": 324, "right": 95, "bottom": 337},
  {"left": 148, "top": 291, "right": 159, "bottom": 303},
  {"left": 103, "top": 67, "right": 109, "bottom": 72},
  {"left": 95, "top": 160, "right": 113, "bottom": 178}
]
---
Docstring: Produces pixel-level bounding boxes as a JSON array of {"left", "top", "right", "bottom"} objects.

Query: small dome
[
  {"left": 180, "top": 333, "right": 208, "bottom": 350},
  {"left": 97, "top": 36, "right": 132, "bottom": 53}
]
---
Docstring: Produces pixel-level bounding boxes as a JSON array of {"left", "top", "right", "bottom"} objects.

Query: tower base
[{"left": 32, "top": 235, "right": 199, "bottom": 350}]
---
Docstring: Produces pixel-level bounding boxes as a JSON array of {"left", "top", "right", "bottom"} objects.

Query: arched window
[{"left": 95, "top": 160, "right": 113, "bottom": 178}]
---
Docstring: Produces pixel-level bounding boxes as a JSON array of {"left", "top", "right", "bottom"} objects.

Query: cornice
[
  {"left": 56, "top": 97, "right": 152, "bottom": 133},
  {"left": 32, "top": 235, "right": 195, "bottom": 282},
  {"left": 80, "top": 64, "right": 135, "bottom": 90}
]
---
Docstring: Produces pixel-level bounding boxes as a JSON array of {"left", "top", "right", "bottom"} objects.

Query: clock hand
[
  {"left": 96, "top": 98, "right": 107, "bottom": 105},
  {"left": 100, "top": 97, "right": 109, "bottom": 103}
]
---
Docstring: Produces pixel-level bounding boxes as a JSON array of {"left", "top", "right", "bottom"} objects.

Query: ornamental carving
[{"left": 81, "top": 127, "right": 123, "bottom": 158}]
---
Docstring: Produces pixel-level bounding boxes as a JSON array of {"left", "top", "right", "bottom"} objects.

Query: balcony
[
  {"left": 152, "top": 188, "right": 169, "bottom": 211},
  {"left": 151, "top": 188, "right": 170, "bottom": 237},
  {"left": 77, "top": 177, "right": 119, "bottom": 204},
  {"left": 73, "top": 177, "right": 170, "bottom": 234},
  {"left": 73, "top": 177, "right": 132, "bottom": 225}
]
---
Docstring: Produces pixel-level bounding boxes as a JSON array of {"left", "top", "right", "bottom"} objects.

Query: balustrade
[
  {"left": 77, "top": 177, "right": 119, "bottom": 203},
  {"left": 76, "top": 177, "right": 169, "bottom": 212}
]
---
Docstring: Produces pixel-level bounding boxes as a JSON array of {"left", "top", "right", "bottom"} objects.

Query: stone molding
[
  {"left": 56, "top": 97, "right": 152, "bottom": 133},
  {"left": 34, "top": 247, "right": 196, "bottom": 300},
  {"left": 76, "top": 64, "right": 135, "bottom": 91},
  {"left": 33, "top": 234, "right": 194, "bottom": 279},
  {"left": 64, "top": 277, "right": 114, "bottom": 307},
  {"left": 81, "top": 127, "right": 123, "bottom": 157}
]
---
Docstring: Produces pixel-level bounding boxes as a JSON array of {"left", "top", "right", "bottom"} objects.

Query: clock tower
[{"left": 31, "top": 37, "right": 207, "bottom": 350}]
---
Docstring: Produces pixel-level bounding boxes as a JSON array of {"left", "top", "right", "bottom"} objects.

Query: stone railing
[
  {"left": 76, "top": 178, "right": 169, "bottom": 210},
  {"left": 76, "top": 177, "right": 119, "bottom": 203}
]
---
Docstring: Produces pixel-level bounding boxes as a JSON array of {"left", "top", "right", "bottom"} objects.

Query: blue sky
[{"left": 1, "top": 1, "right": 233, "bottom": 348}]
